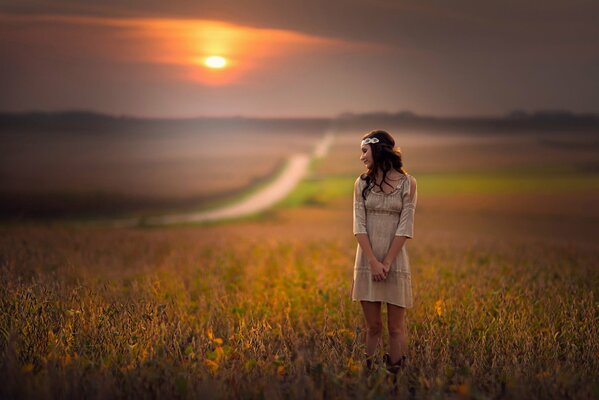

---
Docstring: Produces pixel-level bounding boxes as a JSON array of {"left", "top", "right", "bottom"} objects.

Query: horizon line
[{"left": 1, "top": 108, "right": 597, "bottom": 121}]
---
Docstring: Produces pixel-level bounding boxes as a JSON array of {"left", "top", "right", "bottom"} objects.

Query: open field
[
  {"left": 1, "top": 170, "right": 599, "bottom": 399},
  {"left": 321, "top": 128, "right": 599, "bottom": 176},
  {"left": 2, "top": 118, "right": 598, "bottom": 221},
  {"left": 1, "top": 125, "right": 598, "bottom": 398},
  {"left": 0, "top": 124, "right": 323, "bottom": 219}
]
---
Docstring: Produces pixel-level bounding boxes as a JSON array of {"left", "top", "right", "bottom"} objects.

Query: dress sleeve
[
  {"left": 395, "top": 175, "right": 417, "bottom": 238},
  {"left": 353, "top": 177, "right": 368, "bottom": 235}
]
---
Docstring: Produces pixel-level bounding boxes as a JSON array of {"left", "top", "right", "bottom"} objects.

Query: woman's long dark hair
[{"left": 360, "top": 130, "right": 407, "bottom": 200}]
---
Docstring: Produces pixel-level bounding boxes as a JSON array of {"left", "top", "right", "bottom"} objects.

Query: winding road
[{"left": 112, "top": 130, "right": 334, "bottom": 227}]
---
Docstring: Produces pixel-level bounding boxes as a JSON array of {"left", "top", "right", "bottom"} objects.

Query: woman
[{"left": 352, "top": 130, "right": 417, "bottom": 375}]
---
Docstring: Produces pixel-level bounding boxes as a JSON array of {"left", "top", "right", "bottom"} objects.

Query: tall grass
[{"left": 1, "top": 226, "right": 597, "bottom": 399}]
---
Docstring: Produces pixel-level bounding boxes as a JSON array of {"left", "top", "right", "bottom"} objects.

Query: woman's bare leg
[
  {"left": 387, "top": 303, "right": 408, "bottom": 363},
  {"left": 360, "top": 301, "right": 383, "bottom": 357}
]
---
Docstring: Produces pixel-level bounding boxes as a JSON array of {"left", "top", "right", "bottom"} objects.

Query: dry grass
[
  {"left": 1, "top": 191, "right": 598, "bottom": 399},
  {"left": 1, "top": 128, "right": 598, "bottom": 398}
]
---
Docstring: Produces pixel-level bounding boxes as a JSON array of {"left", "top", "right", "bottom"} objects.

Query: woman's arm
[
  {"left": 356, "top": 233, "right": 389, "bottom": 281},
  {"left": 355, "top": 233, "right": 378, "bottom": 265},
  {"left": 353, "top": 177, "right": 387, "bottom": 280},
  {"left": 383, "top": 236, "right": 408, "bottom": 268},
  {"left": 385, "top": 175, "right": 417, "bottom": 267}
]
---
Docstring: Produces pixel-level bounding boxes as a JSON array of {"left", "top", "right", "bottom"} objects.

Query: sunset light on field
[{"left": 1, "top": 2, "right": 598, "bottom": 398}]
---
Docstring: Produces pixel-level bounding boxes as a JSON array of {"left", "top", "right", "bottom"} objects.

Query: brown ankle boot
[
  {"left": 383, "top": 353, "right": 406, "bottom": 393},
  {"left": 383, "top": 353, "right": 407, "bottom": 374},
  {"left": 363, "top": 353, "right": 376, "bottom": 376}
]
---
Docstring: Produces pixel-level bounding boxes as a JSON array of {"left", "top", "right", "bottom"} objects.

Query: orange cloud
[{"left": 0, "top": 14, "right": 387, "bottom": 86}]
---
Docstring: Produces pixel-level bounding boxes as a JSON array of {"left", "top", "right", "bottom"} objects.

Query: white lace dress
[{"left": 352, "top": 173, "right": 417, "bottom": 308}]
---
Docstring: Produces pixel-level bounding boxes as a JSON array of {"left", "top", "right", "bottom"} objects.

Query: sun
[{"left": 204, "top": 55, "right": 227, "bottom": 69}]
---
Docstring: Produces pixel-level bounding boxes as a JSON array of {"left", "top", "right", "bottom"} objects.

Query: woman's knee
[
  {"left": 366, "top": 320, "right": 383, "bottom": 337},
  {"left": 387, "top": 305, "right": 406, "bottom": 330},
  {"left": 388, "top": 325, "right": 405, "bottom": 339},
  {"left": 388, "top": 308, "right": 406, "bottom": 338}
]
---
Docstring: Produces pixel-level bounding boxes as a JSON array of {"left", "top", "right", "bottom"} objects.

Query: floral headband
[{"left": 361, "top": 137, "right": 379, "bottom": 146}]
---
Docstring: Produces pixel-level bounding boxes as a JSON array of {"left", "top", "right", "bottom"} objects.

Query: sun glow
[
  {"left": 2, "top": 15, "right": 377, "bottom": 86},
  {"left": 204, "top": 56, "right": 227, "bottom": 69}
]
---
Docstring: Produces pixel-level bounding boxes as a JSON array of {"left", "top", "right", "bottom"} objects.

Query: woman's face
[{"left": 360, "top": 144, "right": 374, "bottom": 169}]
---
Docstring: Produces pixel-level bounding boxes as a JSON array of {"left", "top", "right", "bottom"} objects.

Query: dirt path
[
  {"left": 143, "top": 154, "right": 310, "bottom": 225},
  {"left": 112, "top": 131, "right": 334, "bottom": 227}
]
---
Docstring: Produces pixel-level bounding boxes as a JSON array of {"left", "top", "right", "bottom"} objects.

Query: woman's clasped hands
[{"left": 369, "top": 259, "right": 391, "bottom": 282}]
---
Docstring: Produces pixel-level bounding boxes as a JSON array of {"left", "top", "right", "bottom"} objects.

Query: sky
[{"left": 0, "top": 0, "right": 598, "bottom": 118}]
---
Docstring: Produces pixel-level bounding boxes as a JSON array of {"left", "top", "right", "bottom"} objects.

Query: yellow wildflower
[
  {"left": 435, "top": 299, "right": 445, "bottom": 317},
  {"left": 204, "top": 359, "right": 219, "bottom": 374}
]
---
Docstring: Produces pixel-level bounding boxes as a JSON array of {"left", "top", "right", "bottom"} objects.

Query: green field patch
[
  {"left": 276, "top": 175, "right": 352, "bottom": 208},
  {"left": 417, "top": 171, "right": 599, "bottom": 195},
  {"left": 277, "top": 170, "right": 599, "bottom": 208}
]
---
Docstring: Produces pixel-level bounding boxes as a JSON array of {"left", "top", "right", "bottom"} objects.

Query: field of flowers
[
  {"left": 1, "top": 130, "right": 598, "bottom": 398},
  {"left": 1, "top": 196, "right": 598, "bottom": 399}
]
